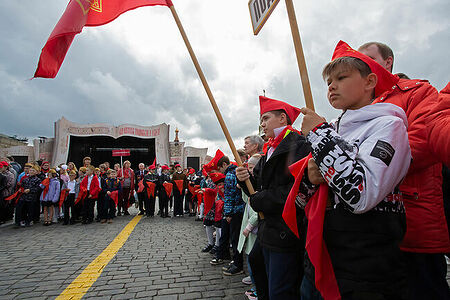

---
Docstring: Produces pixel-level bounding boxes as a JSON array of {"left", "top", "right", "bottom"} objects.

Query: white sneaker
[{"left": 242, "top": 276, "right": 252, "bottom": 285}]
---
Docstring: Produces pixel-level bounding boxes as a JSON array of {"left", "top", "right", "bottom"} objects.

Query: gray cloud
[{"left": 0, "top": 0, "right": 449, "bottom": 156}]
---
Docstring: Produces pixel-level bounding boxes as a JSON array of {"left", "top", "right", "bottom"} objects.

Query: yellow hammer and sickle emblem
[{"left": 75, "top": 0, "right": 102, "bottom": 15}]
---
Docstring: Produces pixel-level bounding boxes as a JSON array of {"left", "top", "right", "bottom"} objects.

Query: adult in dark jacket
[{"left": 237, "top": 96, "right": 310, "bottom": 300}]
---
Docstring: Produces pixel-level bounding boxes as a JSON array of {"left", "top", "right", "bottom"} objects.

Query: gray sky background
[{"left": 1, "top": 0, "right": 449, "bottom": 158}]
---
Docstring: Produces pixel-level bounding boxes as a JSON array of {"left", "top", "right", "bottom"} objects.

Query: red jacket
[
  {"left": 80, "top": 175, "right": 100, "bottom": 199},
  {"left": 427, "top": 82, "right": 450, "bottom": 167},
  {"left": 373, "top": 79, "right": 450, "bottom": 253}
]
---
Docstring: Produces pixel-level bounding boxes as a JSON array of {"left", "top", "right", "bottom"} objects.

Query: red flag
[
  {"left": 203, "top": 188, "right": 217, "bottom": 216},
  {"left": 283, "top": 154, "right": 341, "bottom": 300},
  {"left": 59, "top": 189, "right": 70, "bottom": 208},
  {"left": 174, "top": 180, "right": 184, "bottom": 194},
  {"left": 75, "top": 188, "right": 87, "bottom": 205},
  {"left": 34, "top": 0, "right": 173, "bottom": 78},
  {"left": 5, "top": 187, "right": 24, "bottom": 205},
  {"left": 41, "top": 178, "right": 50, "bottom": 200},
  {"left": 188, "top": 184, "right": 196, "bottom": 195},
  {"left": 137, "top": 179, "right": 145, "bottom": 193},
  {"left": 110, "top": 190, "right": 119, "bottom": 207},
  {"left": 163, "top": 182, "right": 173, "bottom": 197},
  {"left": 146, "top": 182, "right": 156, "bottom": 198},
  {"left": 149, "top": 158, "right": 156, "bottom": 169}
]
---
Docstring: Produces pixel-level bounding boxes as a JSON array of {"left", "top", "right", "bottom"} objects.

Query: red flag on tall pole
[{"left": 34, "top": 0, "right": 173, "bottom": 78}]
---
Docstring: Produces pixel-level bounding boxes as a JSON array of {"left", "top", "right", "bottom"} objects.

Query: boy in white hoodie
[{"left": 297, "top": 41, "right": 411, "bottom": 299}]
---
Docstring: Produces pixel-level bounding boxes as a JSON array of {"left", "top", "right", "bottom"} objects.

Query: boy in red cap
[
  {"left": 144, "top": 164, "right": 158, "bottom": 217},
  {"left": 158, "top": 165, "right": 172, "bottom": 218},
  {"left": 236, "top": 96, "right": 310, "bottom": 299},
  {"left": 172, "top": 163, "right": 187, "bottom": 217},
  {"left": 296, "top": 41, "right": 412, "bottom": 299}
]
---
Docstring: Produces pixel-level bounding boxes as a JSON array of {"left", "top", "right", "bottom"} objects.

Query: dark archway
[{"left": 67, "top": 135, "right": 155, "bottom": 168}]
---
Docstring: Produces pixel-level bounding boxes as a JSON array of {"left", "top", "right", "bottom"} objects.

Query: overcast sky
[{"left": 1, "top": 0, "right": 449, "bottom": 158}]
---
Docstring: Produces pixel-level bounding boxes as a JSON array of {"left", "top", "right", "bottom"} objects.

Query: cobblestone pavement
[{"left": 0, "top": 207, "right": 249, "bottom": 300}]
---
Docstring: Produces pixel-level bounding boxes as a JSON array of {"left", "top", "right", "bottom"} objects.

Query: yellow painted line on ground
[{"left": 55, "top": 215, "right": 143, "bottom": 300}]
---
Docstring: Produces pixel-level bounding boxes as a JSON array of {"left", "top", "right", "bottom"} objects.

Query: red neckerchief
[
  {"left": 283, "top": 154, "right": 341, "bottom": 300},
  {"left": 263, "top": 125, "right": 301, "bottom": 155}
]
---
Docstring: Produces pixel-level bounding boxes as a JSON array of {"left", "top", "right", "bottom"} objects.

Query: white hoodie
[{"left": 307, "top": 102, "right": 411, "bottom": 213}]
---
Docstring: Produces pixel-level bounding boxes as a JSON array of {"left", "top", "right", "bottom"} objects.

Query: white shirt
[
  {"left": 87, "top": 175, "right": 94, "bottom": 190},
  {"left": 266, "top": 126, "right": 287, "bottom": 160},
  {"left": 67, "top": 180, "right": 76, "bottom": 193}
]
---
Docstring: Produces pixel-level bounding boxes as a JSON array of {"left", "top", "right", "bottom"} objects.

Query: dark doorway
[
  {"left": 186, "top": 157, "right": 200, "bottom": 172},
  {"left": 11, "top": 156, "right": 28, "bottom": 168},
  {"left": 67, "top": 136, "right": 155, "bottom": 168}
]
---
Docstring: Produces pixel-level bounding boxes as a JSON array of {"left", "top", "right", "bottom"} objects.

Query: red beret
[
  {"left": 174, "top": 164, "right": 181, "bottom": 168},
  {"left": 210, "top": 172, "right": 225, "bottom": 184},
  {"left": 259, "top": 96, "right": 301, "bottom": 124},
  {"left": 161, "top": 165, "right": 170, "bottom": 170},
  {"left": 148, "top": 165, "right": 156, "bottom": 170},
  {"left": 208, "top": 149, "right": 225, "bottom": 171},
  {"left": 0, "top": 161, "right": 8, "bottom": 167},
  {"left": 331, "top": 41, "right": 399, "bottom": 98}
]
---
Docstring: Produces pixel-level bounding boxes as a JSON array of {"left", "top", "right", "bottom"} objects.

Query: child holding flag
[
  {"left": 62, "top": 170, "right": 78, "bottom": 225},
  {"left": 293, "top": 41, "right": 411, "bottom": 299},
  {"left": 102, "top": 169, "right": 121, "bottom": 224},
  {"left": 16, "top": 164, "right": 42, "bottom": 227},
  {"left": 236, "top": 96, "right": 310, "bottom": 299}
]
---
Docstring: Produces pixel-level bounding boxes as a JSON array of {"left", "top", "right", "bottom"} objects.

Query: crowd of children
[{"left": 1, "top": 40, "right": 449, "bottom": 300}]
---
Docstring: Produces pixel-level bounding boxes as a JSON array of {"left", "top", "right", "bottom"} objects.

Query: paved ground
[{"left": 0, "top": 207, "right": 249, "bottom": 300}]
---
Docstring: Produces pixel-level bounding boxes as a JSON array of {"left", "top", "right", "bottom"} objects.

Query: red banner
[
  {"left": 112, "top": 149, "right": 130, "bottom": 157},
  {"left": 110, "top": 190, "right": 119, "bottom": 207},
  {"left": 59, "top": 189, "right": 70, "bottom": 208},
  {"left": 203, "top": 188, "right": 217, "bottom": 216},
  {"left": 34, "top": 0, "right": 173, "bottom": 78},
  {"left": 163, "top": 182, "right": 173, "bottom": 197},
  {"left": 174, "top": 180, "right": 184, "bottom": 194},
  {"left": 137, "top": 179, "right": 145, "bottom": 193},
  {"left": 146, "top": 182, "right": 156, "bottom": 199}
]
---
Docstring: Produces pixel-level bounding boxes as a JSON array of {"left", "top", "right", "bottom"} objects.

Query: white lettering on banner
[{"left": 248, "top": 0, "right": 280, "bottom": 35}]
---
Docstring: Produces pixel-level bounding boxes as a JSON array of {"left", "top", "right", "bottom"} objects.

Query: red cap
[
  {"left": 0, "top": 161, "right": 8, "bottom": 167},
  {"left": 210, "top": 172, "right": 225, "bottom": 184},
  {"left": 208, "top": 149, "right": 225, "bottom": 171},
  {"left": 41, "top": 161, "right": 49, "bottom": 165},
  {"left": 174, "top": 163, "right": 181, "bottom": 168},
  {"left": 189, "top": 168, "right": 195, "bottom": 174},
  {"left": 259, "top": 96, "right": 301, "bottom": 124},
  {"left": 331, "top": 41, "right": 399, "bottom": 97},
  {"left": 161, "top": 165, "right": 170, "bottom": 170}
]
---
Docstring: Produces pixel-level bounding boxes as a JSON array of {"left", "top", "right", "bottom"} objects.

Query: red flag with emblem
[
  {"left": 34, "top": 0, "right": 173, "bottom": 78},
  {"left": 59, "top": 189, "right": 70, "bottom": 208},
  {"left": 146, "top": 181, "right": 156, "bottom": 198},
  {"left": 163, "top": 182, "right": 173, "bottom": 197}
]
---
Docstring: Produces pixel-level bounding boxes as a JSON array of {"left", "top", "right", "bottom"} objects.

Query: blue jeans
[{"left": 262, "top": 247, "right": 300, "bottom": 300}]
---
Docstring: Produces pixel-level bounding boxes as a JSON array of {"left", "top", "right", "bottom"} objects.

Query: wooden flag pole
[
  {"left": 284, "top": 0, "right": 315, "bottom": 111},
  {"left": 169, "top": 5, "right": 257, "bottom": 198}
]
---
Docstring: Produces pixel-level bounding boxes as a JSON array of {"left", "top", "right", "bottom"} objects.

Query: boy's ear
[{"left": 366, "top": 73, "right": 378, "bottom": 91}]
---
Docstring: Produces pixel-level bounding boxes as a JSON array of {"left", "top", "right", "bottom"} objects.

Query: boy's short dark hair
[
  {"left": 271, "top": 109, "right": 292, "bottom": 125},
  {"left": 322, "top": 57, "right": 372, "bottom": 80},
  {"left": 217, "top": 156, "right": 230, "bottom": 168}
]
